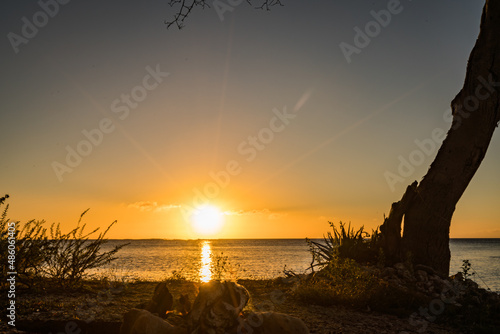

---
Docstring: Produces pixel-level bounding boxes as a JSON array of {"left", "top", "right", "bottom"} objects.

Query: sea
[{"left": 91, "top": 239, "right": 500, "bottom": 292}]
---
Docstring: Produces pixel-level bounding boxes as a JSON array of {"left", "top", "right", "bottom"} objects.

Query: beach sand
[{"left": 1, "top": 278, "right": 462, "bottom": 334}]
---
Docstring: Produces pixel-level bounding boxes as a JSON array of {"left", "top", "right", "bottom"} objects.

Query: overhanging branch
[{"left": 165, "top": 0, "right": 284, "bottom": 29}]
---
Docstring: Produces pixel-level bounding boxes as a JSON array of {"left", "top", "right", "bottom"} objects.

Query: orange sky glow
[{"left": 2, "top": 1, "right": 499, "bottom": 239}]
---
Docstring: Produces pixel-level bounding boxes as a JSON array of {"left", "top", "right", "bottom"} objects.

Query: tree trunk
[
  {"left": 383, "top": 1, "right": 500, "bottom": 277},
  {"left": 379, "top": 181, "right": 417, "bottom": 264}
]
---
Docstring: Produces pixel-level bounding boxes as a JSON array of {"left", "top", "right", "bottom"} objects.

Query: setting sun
[{"left": 191, "top": 205, "right": 225, "bottom": 236}]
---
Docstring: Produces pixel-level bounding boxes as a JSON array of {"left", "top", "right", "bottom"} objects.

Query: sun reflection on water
[{"left": 199, "top": 240, "right": 212, "bottom": 283}]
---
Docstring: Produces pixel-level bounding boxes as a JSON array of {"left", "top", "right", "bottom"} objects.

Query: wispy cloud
[{"left": 127, "top": 201, "right": 181, "bottom": 212}]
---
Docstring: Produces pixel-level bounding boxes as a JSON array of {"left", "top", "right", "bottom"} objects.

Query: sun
[{"left": 190, "top": 205, "right": 225, "bottom": 236}]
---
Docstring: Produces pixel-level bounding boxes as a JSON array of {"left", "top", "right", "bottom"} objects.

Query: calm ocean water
[{"left": 92, "top": 239, "right": 500, "bottom": 292}]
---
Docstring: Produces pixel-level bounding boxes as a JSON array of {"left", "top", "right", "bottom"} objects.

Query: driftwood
[{"left": 121, "top": 281, "right": 309, "bottom": 334}]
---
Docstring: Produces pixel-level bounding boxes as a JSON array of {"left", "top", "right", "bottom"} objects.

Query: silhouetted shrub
[
  {"left": 0, "top": 195, "right": 127, "bottom": 289},
  {"left": 297, "top": 221, "right": 392, "bottom": 308},
  {"left": 295, "top": 255, "right": 380, "bottom": 307},
  {"left": 210, "top": 252, "right": 242, "bottom": 282},
  {"left": 306, "top": 221, "right": 381, "bottom": 270}
]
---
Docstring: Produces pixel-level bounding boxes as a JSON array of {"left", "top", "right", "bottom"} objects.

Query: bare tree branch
[
  {"left": 165, "top": 0, "right": 210, "bottom": 29},
  {"left": 165, "top": 0, "right": 284, "bottom": 29},
  {"left": 254, "top": 0, "right": 283, "bottom": 11}
]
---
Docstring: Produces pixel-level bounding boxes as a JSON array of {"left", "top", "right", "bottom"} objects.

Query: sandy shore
[{"left": 2, "top": 279, "right": 461, "bottom": 334}]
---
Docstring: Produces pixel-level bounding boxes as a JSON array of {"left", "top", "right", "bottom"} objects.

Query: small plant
[
  {"left": 297, "top": 221, "right": 391, "bottom": 308},
  {"left": 306, "top": 221, "right": 381, "bottom": 271},
  {"left": 210, "top": 252, "right": 229, "bottom": 281},
  {"left": 1, "top": 212, "right": 52, "bottom": 287},
  {"left": 0, "top": 194, "right": 9, "bottom": 205},
  {"left": 210, "top": 252, "right": 241, "bottom": 282},
  {"left": 166, "top": 269, "right": 187, "bottom": 281},
  {"left": 295, "top": 255, "right": 379, "bottom": 307},
  {"left": 461, "top": 259, "right": 475, "bottom": 280},
  {"left": 90, "top": 264, "right": 129, "bottom": 286}
]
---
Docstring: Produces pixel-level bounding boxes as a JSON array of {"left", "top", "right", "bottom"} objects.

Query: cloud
[
  {"left": 128, "top": 201, "right": 181, "bottom": 212},
  {"left": 223, "top": 208, "right": 286, "bottom": 220}
]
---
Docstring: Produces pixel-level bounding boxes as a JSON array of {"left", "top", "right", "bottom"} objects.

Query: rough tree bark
[
  {"left": 379, "top": 182, "right": 417, "bottom": 264},
  {"left": 381, "top": 0, "right": 500, "bottom": 277}
]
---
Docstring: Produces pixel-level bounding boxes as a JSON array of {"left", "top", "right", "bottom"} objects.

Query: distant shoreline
[{"left": 102, "top": 237, "right": 500, "bottom": 241}]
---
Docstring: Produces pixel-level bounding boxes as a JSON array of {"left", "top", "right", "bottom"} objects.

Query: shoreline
[
  {"left": 95, "top": 237, "right": 500, "bottom": 241},
  {"left": 93, "top": 238, "right": 500, "bottom": 292},
  {"left": 3, "top": 278, "right": 466, "bottom": 334}
]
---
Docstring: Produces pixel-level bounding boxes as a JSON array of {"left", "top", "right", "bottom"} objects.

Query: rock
[
  {"left": 381, "top": 267, "right": 396, "bottom": 278},
  {"left": 440, "top": 280, "right": 466, "bottom": 302},
  {"left": 465, "top": 279, "right": 479, "bottom": 290},
  {"left": 17, "top": 320, "right": 121, "bottom": 334},
  {"left": 434, "top": 275, "right": 449, "bottom": 291},
  {"left": 239, "top": 312, "right": 310, "bottom": 334},
  {"left": 188, "top": 281, "right": 249, "bottom": 334},
  {"left": 415, "top": 282, "right": 426, "bottom": 292},
  {"left": 138, "top": 282, "right": 174, "bottom": 319},
  {"left": 415, "top": 270, "right": 428, "bottom": 283},
  {"left": 398, "top": 270, "right": 414, "bottom": 282},
  {"left": 278, "top": 275, "right": 301, "bottom": 285},
  {"left": 123, "top": 281, "right": 309, "bottom": 334},
  {"left": 393, "top": 263, "right": 406, "bottom": 271},
  {"left": 471, "top": 295, "right": 481, "bottom": 305},
  {"left": 120, "top": 308, "right": 187, "bottom": 334},
  {"left": 449, "top": 272, "right": 464, "bottom": 282},
  {"left": 393, "top": 263, "right": 415, "bottom": 282},
  {"left": 415, "top": 264, "right": 437, "bottom": 276},
  {"left": 176, "top": 294, "right": 191, "bottom": 316}
]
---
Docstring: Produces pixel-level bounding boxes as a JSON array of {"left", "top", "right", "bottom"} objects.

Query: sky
[{"left": 1, "top": 0, "right": 499, "bottom": 239}]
